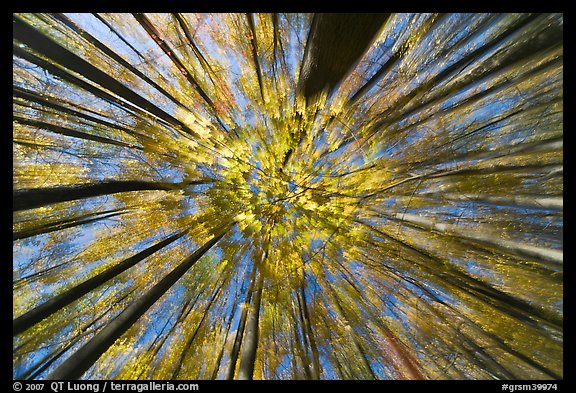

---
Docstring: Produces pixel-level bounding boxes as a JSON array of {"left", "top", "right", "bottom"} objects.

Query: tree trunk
[
  {"left": 370, "top": 50, "right": 562, "bottom": 148},
  {"left": 13, "top": 15, "right": 196, "bottom": 136},
  {"left": 51, "top": 13, "right": 196, "bottom": 119},
  {"left": 13, "top": 115, "right": 141, "bottom": 149},
  {"left": 366, "top": 14, "right": 540, "bottom": 120},
  {"left": 13, "top": 209, "right": 127, "bottom": 241},
  {"left": 298, "top": 13, "right": 390, "bottom": 101},
  {"left": 337, "top": 15, "right": 560, "bottom": 152},
  {"left": 329, "top": 259, "right": 425, "bottom": 379},
  {"left": 358, "top": 219, "right": 563, "bottom": 330},
  {"left": 13, "top": 230, "right": 188, "bottom": 335},
  {"left": 224, "top": 262, "right": 259, "bottom": 380},
  {"left": 136, "top": 289, "right": 203, "bottom": 379},
  {"left": 236, "top": 264, "right": 265, "bottom": 380},
  {"left": 132, "top": 13, "right": 226, "bottom": 133},
  {"left": 45, "top": 229, "right": 227, "bottom": 380},
  {"left": 324, "top": 280, "right": 377, "bottom": 379},
  {"left": 350, "top": 13, "right": 447, "bottom": 103},
  {"left": 297, "top": 281, "right": 321, "bottom": 379},
  {"left": 363, "top": 161, "right": 563, "bottom": 199},
  {"left": 246, "top": 13, "right": 267, "bottom": 103},
  {"left": 389, "top": 212, "right": 563, "bottom": 265},
  {"left": 291, "top": 298, "right": 312, "bottom": 379},
  {"left": 210, "top": 300, "right": 238, "bottom": 379},
  {"left": 13, "top": 180, "right": 209, "bottom": 211},
  {"left": 427, "top": 193, "right": 563, "bottom": 211},
  {"left": 13, "top": 81, "right": 139, "bottom": 140},
  {"left": 405, "top": 133, "right": 562, "bottom": 174},
  {"left": 171, "top": 278, "right": 226, "bottom": 379}
]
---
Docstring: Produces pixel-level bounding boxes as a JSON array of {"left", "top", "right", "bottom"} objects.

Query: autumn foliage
[{"left": 13, "top": 13, "right": 562, "bottom": 380}]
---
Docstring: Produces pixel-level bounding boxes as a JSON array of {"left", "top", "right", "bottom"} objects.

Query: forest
[{"left": 13, "top": 13, "right": 562, "bottom": 380}]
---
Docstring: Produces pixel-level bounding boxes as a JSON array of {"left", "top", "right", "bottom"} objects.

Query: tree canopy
[{"left": 13, "top": 13, "right": 562, "bottom": 380}]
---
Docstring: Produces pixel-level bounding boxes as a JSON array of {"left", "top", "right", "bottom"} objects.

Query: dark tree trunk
[
  {"left": 13, "top": 115, "right": 140, "bottom": 149},
  {"left": 358, "top": 219, "right": 563, "bottom": 330},
  {"left": 19, "top": 288, "right": 138, "bottom": 380},
  {"left": 45, "top": 229, "right": 227, "bottom": 380},
  {"left": 225, "top": 262, "right": 259, "bottom": 380},
  {"left": 291, "top": 300, "right": 312, "bottom": 379},
  {"left": 13, "top": 209, "right": 126, "bottom": 241},
  {"left": 297, "top": 283, "right": 321, "bottom": 379},
  {"left": 246, "top": 13, "right": 266, "bottom": 102},
  {"left": 298, "top": 13, "right": 390, "bottom": 101},
  {"left": 170, "top": 278, "right": 226, "bottom": 379},
  {"left": 51, "top": 13, "right": 196, "bottom": 117},
  {"left": 13, "top": 230, "right": 188, "bottom": 335},
  {"left": 236, "top": 267, "right": 265, "bottom": 380},
  {"left": 325, "top": 281, "right": 377, "bottom": 379},
  {"left": 210, "top": 300, "right": 238, "bottom": 379},
  {"left": 131, "top": 13, "right": 229, "bottom": 133},
  {"left": 13, "top": 15, "right": 196, "bottom": 136},
  {"left": 349, "top": 13, "right": 448, "bottom": 103},
  {"left": 13, "top": 180, "right": 210, "bottom": 211}
]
